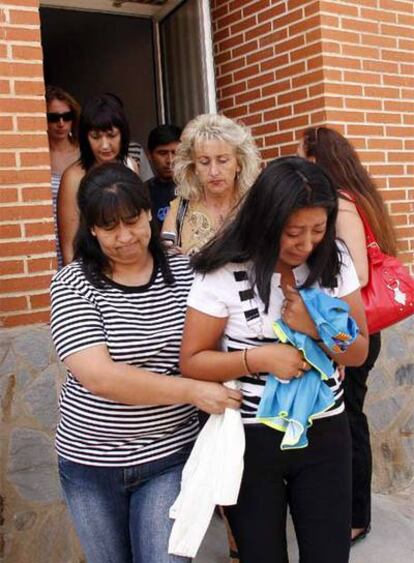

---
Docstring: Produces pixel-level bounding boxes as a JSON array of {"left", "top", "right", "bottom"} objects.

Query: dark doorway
[{"left": 40, "top": 8, "right": 158, "bottom": 146}]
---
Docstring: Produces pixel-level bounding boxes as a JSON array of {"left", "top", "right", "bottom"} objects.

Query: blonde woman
[{"left": 162, "top": 113, "right": 261, "bottom": 255}]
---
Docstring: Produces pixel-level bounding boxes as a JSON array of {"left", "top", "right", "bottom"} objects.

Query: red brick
[
  {"left": 388, "top": 152, "right": 414, "bottom": 163},
  {"left": 242, "top": 0, "right": 271, "bottom": 18},
  {"left": 1, "top": 274, "right": 53, "bottom": 293},
  {"left": 246, "top": 22, "right": 272, "bottom": 42},
  {"left": 17, "top": 116, "right": 47, "bottom": 131},
  {"left": 257, "top": 3, "right": 285, "bottom": 24},
  {"left": 0, "top": 260, "right": 25, "bottom": 276},
  {"left": 364, "top": 86, "right": 400, "bottom": 98},
  {"left": 324, "top": 55, "right": 362, "bottom": 70},
  {"left": 248, "top": 71, "right": 275, "bottom": 88},
  {"left": 0, "top": 62, "right": 43, "bottom": 79},
  {"left": 367, "top": 112, "right": 402, "bottom": 124},
  {"left": 28, "top": 256, "right": 57, "bottom": 273},
  {"left": 361, "top": 33, "right": 397, "bottom": 48},
  {"left": 263, "top": 106, "right": 293, "bottom": 122},
  {"left": 0, "top": 79, "right": 10, "bottom": 94},
  {"left": 249, "top": 97, "right": 276, "bottom": 113},
  {"left": 368, "top": 138, "right": 403, "bottom": 150},
  {"left": 235, "top": 89, "right": 261, "bottom": 104},
  {"left": 2, "top": 204, "right": 53, "bottom": 222},
  {"left": 231, "top": 15, "right": 257, "bottom": 35},
  {"left": 0, "top": 134, "right": 48, "bottom": 150},
  {"left": 12, "top": 45, "right": 43, "bottom": 61},
  {"left": 343, "top": 71, "right": 381, "bottom": 85},
  {"left": 294, "top": 97, "right": 325, "bottom": 115},
  {"left": 261, "top": 78, "right": 290, "bottom": 97},
  {"left": 0, "top": 296, "right": 27, "bottom": 313},
  {"left": 0, "top": 116, "right": 14, "bottom": 130},
  {"left": 362, "top": 60, "right": 399, "bottom": 73},
  {"left": 0, "top": 224, "right": 21, "bottom": 238},
  {"left": 279, "top": 115, "right": 309, "bottom": 130},
  {"left": 14, "top": 80, "right": 45, "bottom": 96},
  {"left": 276, "top": 61, "right": 306, "bottom": 80},
  {"left": 345, "top": 98, "right": 382, "bottom": 111},
  {"left": 233, "top": 40, "right": 259, "bottom": 58},
  {"left": 20, "top": 152, "right": 51, "bottom": 167},
  {"left": 0, "top": 153, "right": 17, "bottom": 167},
  {"left": 9, "top": 9, "right": 40, "bottom": 25},
  {"left": 25, "top": 222, "right": 55, "bottom": 237},
  {"left": 0, "top": 170, "right": 51, "bottom": 186},
  {"left": 29, "top": 293, "right": 51, "bottom": 309},
  {"left": 347, "top": 125, "right": 385, "bottom": 137},
  {"left": 259, "top": 29, "right": 288, "bottom": 48},
  {"left": 360, "top": 8, "right": 397, "bottom": 23},
  {"left": 1, "top": 26, "right": 40, "bottom": 42},
  {"left": 260, "top": 54, "right": 289, "bottom": 72},
  {"left": 246, "top": 47, "right": 274, "bottom": 65},
  {"left": 292, "top": 69, "right": 324, "bottom": 88},
  {"left": 3, "top": 310, "right": 50, "bottom": 328},
  {"left": 319, "top": 1, "right": 359, "bottom": 16},
  {"left": 264, "top": 131, "right": 294, "bottom": 146},
  {"left": 0, "top": 188, "right": 18, "bottom": 203},
  {"left": 382, "top": 23, "right": 414, "bottom": 39}
]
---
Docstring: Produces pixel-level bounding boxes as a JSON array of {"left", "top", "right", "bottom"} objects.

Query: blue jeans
[{"left": 58, "top": 447, "right": 191, "bottom": 563}]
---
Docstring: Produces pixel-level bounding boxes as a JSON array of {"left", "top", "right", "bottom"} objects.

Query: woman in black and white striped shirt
[
  {"left": 50, "top": 162, "right": 241, "bottom": 563},
  {"left": 180, "top": 157, "right": 369, "bottom": 563}
]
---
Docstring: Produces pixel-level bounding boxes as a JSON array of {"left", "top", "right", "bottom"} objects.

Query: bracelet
[{"left": 242, "top": 348, "right": 252, "bottom": 374}]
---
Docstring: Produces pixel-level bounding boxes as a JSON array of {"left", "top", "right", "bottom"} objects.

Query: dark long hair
[
  {"left": 192, "top": 157, "right": 340, "bottom": 311},
  {"left": 302, "top": 126, "right": 397, "bottom": 255},
  {"left": 78, "top": 94, "right": 130, "bottom": 171},
  {"left": 74, "top": 162, "right": 174, "bottom": 288}
]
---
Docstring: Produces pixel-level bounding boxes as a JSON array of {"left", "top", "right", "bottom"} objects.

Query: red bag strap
[{"left": 338, "top": 190, "right": 377, "bottom": 248}]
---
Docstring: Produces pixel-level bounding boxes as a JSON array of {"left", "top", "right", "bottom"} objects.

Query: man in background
[{"left": 145, "top": 124, "right": 182, "bottom": 228}]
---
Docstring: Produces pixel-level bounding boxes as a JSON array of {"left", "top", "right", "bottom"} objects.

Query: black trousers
[
  {"left": 224, "top": 413, "right": 352, "bottom": 563},
  {"left": 343, "top": 332, "right": 381, "bottom": 529}
]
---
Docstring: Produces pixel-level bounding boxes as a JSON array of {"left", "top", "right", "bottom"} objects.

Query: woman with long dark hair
[
  {"left": 298, "top": 126, "right": 398, "bottom": 544},
  {"left": 50, "top": 163, "right": 240, "bottom": 563},
  {"left": 57, "top": 93, "right": 138, "bottom": 266},
  {"left": 180, "top": 157, "right": 369, "bottom": 563}
]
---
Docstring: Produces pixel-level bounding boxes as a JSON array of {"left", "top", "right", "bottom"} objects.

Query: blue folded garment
[{"left": 256, "top": 288, "right": 359, "bottom": 449}]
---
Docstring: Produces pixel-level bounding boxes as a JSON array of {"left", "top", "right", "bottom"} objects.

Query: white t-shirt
[{"left": 188, "top": 242, "right": 360, "bottom": 423}]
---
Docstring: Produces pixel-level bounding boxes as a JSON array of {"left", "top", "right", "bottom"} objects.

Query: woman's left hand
[{"left": 281, "top": 285, "right": 319, "bottom": 339}]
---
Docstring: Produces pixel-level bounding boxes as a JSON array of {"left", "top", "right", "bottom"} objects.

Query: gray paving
[{"left": 195, "top": 485, "right": 414, "bottom": 562}]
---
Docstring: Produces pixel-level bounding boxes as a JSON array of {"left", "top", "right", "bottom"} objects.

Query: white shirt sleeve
[
  {"left": 187, "top": 269, "right": 230, "bottom": 318},
  {"left": 335, "top": 240, "right": 361, "bottom": 298}
]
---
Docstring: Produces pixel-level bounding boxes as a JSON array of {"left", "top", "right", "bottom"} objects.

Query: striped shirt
[
  {"left": 188, "top": 243, "right": 360, "bottom": 423},
  {"left": 50, "top": 254, "right": 198, "bottom": 467},
  {"left": 51, "top": 172, "right": 63, "bottom": 270}
]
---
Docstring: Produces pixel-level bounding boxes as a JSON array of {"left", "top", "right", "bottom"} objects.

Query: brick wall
[
  {"left": 211, "top": 0, "right": 414, "bottom": 267},
  {"left": 0, "top": 0, "right": 55, "bottom": 327}
]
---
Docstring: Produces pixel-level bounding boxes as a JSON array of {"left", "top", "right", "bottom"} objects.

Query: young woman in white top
[
  {"left": 58, "top": 93, "right": 138, "bottom": 265},
  {"left": 180, "top": 157, "right": 369, "bottom": 563}
]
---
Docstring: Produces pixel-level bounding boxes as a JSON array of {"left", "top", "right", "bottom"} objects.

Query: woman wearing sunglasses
[
  {"left": 57, "top": 93, "right": 138, "bottom": 266},
  {"left": 46, "top": 85, "right": 81, "bottom": 269}
]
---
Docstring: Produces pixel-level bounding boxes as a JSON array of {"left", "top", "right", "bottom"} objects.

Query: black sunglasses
[{"left": 47, "top": 111, "right": 75, "bottom": 123}]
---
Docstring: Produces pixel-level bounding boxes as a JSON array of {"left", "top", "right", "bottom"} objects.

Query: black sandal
[{"left": 351, "top": 525, "right": 371, "bottom": 546}]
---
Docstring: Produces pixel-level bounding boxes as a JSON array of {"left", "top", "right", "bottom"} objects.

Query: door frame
[{"left": 40, "top": 0, "right": 217, "bottom": 123}]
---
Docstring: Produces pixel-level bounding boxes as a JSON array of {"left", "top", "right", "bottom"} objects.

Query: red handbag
[{"left": 355, "top": 202, "right": 414, "bottom": 333}]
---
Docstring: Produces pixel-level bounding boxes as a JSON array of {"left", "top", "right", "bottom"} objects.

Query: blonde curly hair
[{"left": 174, "top": 113, "right": 261, "bottom": 200}]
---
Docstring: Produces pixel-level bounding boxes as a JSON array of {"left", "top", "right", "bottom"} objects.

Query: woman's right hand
[
  {"left": 249, "top": 343, "right": 311, "bottom": 380},
  {"left": 188, "top": 380, "right": 242, "bottom": 414}
]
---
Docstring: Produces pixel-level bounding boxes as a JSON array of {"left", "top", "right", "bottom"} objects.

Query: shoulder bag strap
[{"left": 175, "top": 198, "right": 189, "bottom": 247}]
